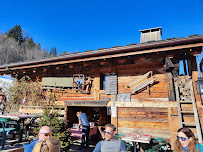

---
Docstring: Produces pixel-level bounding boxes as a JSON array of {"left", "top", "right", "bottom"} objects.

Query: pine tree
[
  {"left": 34, "top": 102, "right": 71, "bottom": 152},
  {"left": 49, "top": 46, "right": 57, "bottom": 56},
  {"left": 63, "top": 51, "right": 69, "bottom": 55},
  {"left": 27, "top": 37, "right": 35, "bottom": 48},
  {"left": 7, "top": 24, "right": 24, "bottom": 44},
  {"left": 58, "top": 50, "right": 62, "bottom": 56}
]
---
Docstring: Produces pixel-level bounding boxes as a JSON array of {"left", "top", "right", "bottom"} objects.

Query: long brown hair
[{"left": 174, "top": 127, "right": 199, "bottom": 152}]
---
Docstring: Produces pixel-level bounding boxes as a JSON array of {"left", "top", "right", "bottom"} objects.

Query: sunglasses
[
  {"left": 177, "top": 136, "right": 189, "bottom": 141},
  {"left": 40, "top": 132, "right": 52, "bottom": 137},
  {"left": 104, "top": 130, "right": 113, "bottom": 135}
]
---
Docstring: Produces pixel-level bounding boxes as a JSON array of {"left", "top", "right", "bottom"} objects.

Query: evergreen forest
[{"left": 0, "top": 24, "right": 67, "bottom": 65}]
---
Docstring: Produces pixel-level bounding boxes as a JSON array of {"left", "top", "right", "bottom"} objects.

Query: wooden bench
[
  {"left": 0, "top": 118, "right": 17, "bottom": 150},
  {"left": 3, "top": 147, "right": 24, "bottom": 152}
]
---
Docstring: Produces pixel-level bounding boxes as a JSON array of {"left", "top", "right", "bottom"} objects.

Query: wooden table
[
  {"left": 0, "top": 114, "right": 38, "bottom": 142},
  {"left": 70, "top": 126, "right": 97, "bottom": 138},
  {"left": 122, "top": 134, "right": 151, "bottom": 152}
]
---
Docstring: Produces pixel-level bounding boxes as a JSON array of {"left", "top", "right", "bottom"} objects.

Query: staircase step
[
  {"left": 181, "top": 111, "right": 194, "bottom": 114},
  {"left": 182, "top": 122, "right": 196, "bottom": 126},
  {"left": 180, "top": 101, "right": 193, "bottom": 104}
]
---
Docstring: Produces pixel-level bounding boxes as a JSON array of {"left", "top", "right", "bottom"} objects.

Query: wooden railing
[{"left": 19, "top": 105, "right": 66, "bottom": 121}]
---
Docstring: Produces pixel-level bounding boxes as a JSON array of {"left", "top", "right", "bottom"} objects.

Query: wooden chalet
[{"left": 0, "top": 27, "right": 203, "bottom": 146}]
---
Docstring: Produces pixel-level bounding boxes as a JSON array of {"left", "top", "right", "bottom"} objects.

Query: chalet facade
[{"left": 0, "top": 27, "right": 203, "bottom": 146}]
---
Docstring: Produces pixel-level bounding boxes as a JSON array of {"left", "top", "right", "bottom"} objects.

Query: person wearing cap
[{"left": 24, "top": 126, "right": 52, "bottom": 152}]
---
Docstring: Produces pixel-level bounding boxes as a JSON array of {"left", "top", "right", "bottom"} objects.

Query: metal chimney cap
[{"left": 139, "top": 27, "right": 162, "bottom": 35}]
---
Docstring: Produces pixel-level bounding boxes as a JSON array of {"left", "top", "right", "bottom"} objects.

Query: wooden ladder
[
  {"left": 175, "top": 80, "right": 203, "bottom": 143},
  {"left": 127, "top": 71, "right": 156, "bottom": 94},
  {"left": 131, "top": 77, "right": 156, "bottom": 94}
]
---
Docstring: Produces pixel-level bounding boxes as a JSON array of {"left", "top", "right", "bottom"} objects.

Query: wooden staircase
[
  {"left": 127, "top": 71, "right": 156, "bottom": 94},
  {"left": 174, "top": 79, "right": 203, "bottom": 143}
]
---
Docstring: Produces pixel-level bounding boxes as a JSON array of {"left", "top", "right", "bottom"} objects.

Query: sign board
[
  {"left": 111, "top": 107, "right": 117, "bottom": 118},
  {"left": 117, "top": 93, "right": 131, "bottom": 101},
  {"left": 107, "top": 107, "right": 111, "bottom": 115},
  {"left": 42, "top": 77, "right": 73, "bottom": 88},
  {"left": 64, "top": 100, "right": 109, "bottom": 107},
  {"left": 105, "top": 73, "right": 117, "bottom": 95}
]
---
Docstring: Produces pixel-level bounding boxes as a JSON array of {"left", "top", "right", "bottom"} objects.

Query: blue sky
[{"left": 0, "top": 0, "right": 203, "bottom": 54}]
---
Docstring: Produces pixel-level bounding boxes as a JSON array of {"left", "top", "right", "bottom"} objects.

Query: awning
[{"left": 64, "top": 99, "right": 110, "bottom": 107}]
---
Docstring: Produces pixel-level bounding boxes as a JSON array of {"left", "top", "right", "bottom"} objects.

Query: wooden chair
[
  {"left": 145, "top": 138, "right": 171, "bottom": 152},
  {"left": 25, "top": 117, "right": 39, "bottom": 140},
  {"left": 115, "top": 133, "right": 132, "bottom": 151}
]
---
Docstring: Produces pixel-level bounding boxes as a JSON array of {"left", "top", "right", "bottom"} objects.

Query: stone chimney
[{"left": 140, "top": 27, "right": 162, "bottom": 43}]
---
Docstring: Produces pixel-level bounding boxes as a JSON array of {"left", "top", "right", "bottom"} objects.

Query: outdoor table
[
  {"left": 0, "top": 114, "right": 38, "bottom": 142},
  {"left": 122, "top": 134, "right": 151, "bottom": 152},
  {"left": 70, "top": 126, "right": 97, "bottom": 138}
]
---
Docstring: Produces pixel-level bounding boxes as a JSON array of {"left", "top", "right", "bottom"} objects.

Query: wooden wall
[
  {"left": 118, "top": 74, "right": 169, "bottom": 99},
  {"left": 117, "top": 107, "right": 170, "bottom": 139}
]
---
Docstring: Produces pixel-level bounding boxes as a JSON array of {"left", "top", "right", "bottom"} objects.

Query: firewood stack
[{"left": 174, "top": 75, "right": 192, "bottom": 101}]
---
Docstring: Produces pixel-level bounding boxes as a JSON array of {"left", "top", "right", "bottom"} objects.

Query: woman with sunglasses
[{"left": 174, "top": 127, "right": 203, "bottom": 152}]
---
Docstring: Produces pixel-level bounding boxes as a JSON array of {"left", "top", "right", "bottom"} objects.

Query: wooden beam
[
  {"left": 192, "top": 71, "right": 202, "bottom": 104},
  {"left": 111, "top": 107, "right": 118, "bottom": 133},
  {"left": 187, "top": 60, "right": 192, "bottom": 76},
  {"left": 168, "top": 107, "right": 175, "bottom": 149},
  {"left": 107, "top": 101, "right": 177, "bottom": 108},
  {"left": 167, "top": 73, "right": 175, "bottom": 101},
  {"left": 0, "top": 43, "right": 202, "bottom": 72},
  {"left": 183, "top": 60, "right": 188, "bottom": 75}
]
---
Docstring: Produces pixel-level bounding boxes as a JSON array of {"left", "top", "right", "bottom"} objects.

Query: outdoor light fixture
[{"left": 196, "top": 77, "right": 203, "bottom": 94}]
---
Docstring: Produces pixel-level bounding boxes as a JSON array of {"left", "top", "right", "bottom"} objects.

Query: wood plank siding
[{"left": 117, "top": 107, "right": 170, "bottom": 139}]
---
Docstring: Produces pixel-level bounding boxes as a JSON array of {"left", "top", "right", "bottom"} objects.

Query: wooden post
[
  {"left": 94, "top": 77, "right": 100, "bottom": 100},
  {"left": 65, "top": 106, "right": 68, "bottom": 124},
  {"left": 187, "top": 60, "right": 192, "bottom": 76},
  {"left": 111, "top": 109, "right": 118, "bottom": 133},
  {"left": 167, "top": 73, "right": 175, "bottom": 101},
  {"left": 111, "top": 94, "right": 118, "bottom": 133},
  {"left": 168, "top": 107, "right": 175, "bottom": 150},
  {"left": 192, "top": 71, "right": 202, "bottom": 104},
  {"left": 183, "top": 60, "right": 188, "bottom": 75}
]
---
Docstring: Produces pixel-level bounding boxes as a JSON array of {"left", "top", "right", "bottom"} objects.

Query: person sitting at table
[
  {"left": 24, "top": 126, "right": 52, "bottom": 152},
  {"left": 93, "top": 124, "right": 127, "bottom": 152},
  {"left": 32, "top": 136, "right": 61, "bottom": 152},
  {"left": 0, "top": 90, "right": 5, "bottom": 115},
  {"left": 174, "top": 127, "right": 203, "bottom": 152},
  {"left": 76, "top": 111, "right": 90, "bottom": 151}
]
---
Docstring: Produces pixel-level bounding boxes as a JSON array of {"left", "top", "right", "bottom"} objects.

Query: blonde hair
[{"left": 32, "top": 137, "right": 61, "bottom": 152}]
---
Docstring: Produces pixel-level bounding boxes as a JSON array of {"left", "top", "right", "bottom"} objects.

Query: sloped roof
[{"left": 0, "top": 34, "right": 202, "bottom": 71}]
